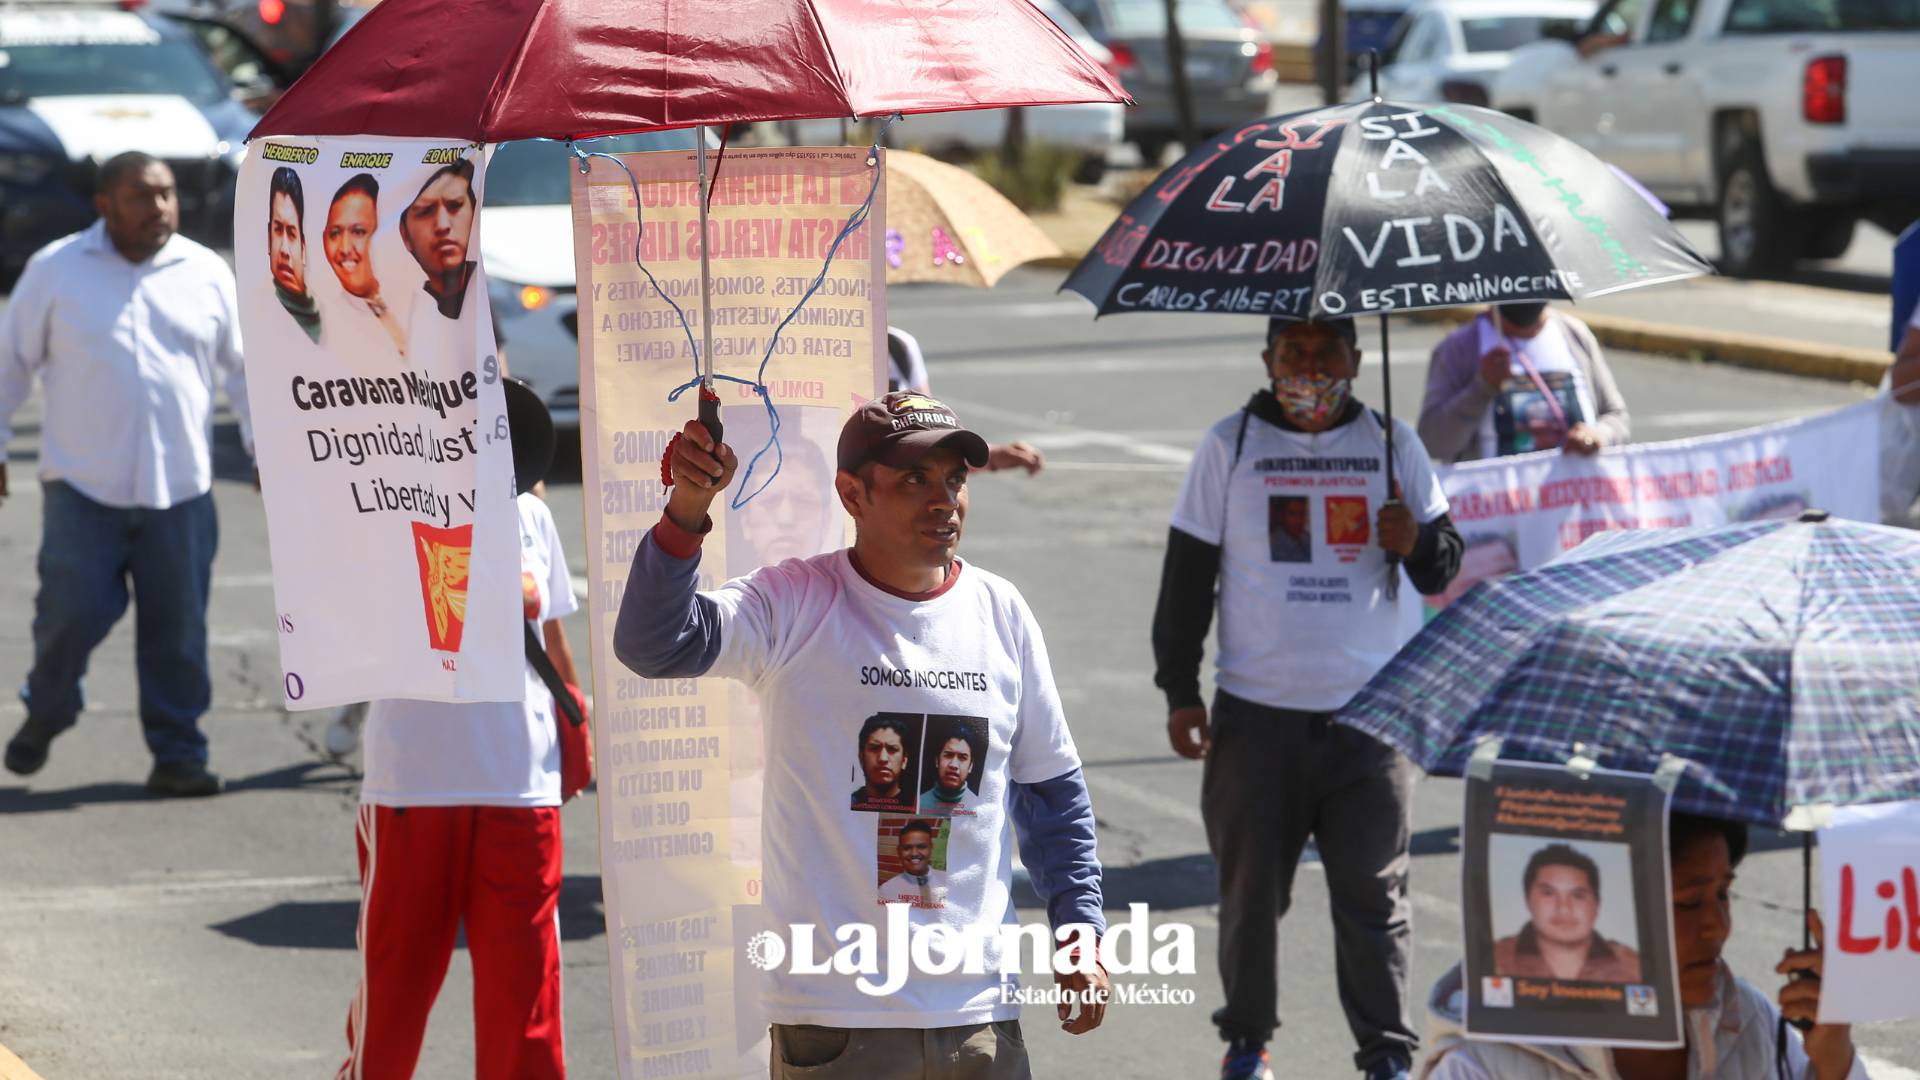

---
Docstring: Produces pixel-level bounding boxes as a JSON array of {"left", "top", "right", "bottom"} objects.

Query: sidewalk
[{"left": 1032, "top": 183, "right": 1898, "bottom": 387}]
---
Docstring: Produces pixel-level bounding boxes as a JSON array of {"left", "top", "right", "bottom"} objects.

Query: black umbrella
[{"left": 1064, "top": 82, "right": 1709, "bottom": 592}]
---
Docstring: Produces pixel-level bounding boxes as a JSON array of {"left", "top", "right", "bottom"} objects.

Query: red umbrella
[
  {"left": 250, "top": 0, "right": 1126, "bottom": 442},
  {"left": 249, "top": 0, "right": 1129, "bottom": 142}
]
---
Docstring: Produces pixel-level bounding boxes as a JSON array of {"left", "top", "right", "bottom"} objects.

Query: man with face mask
[
  {"left": 1417, "top": 302, "right": 1631, "bottom": 465},
  {"left": 1152, "top": 318, "right": 1462, "bottom": 1080}
]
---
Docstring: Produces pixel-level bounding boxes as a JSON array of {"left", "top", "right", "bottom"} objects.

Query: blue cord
[{"left": 569, "top": 124, "right": 890, "bottom": 510}]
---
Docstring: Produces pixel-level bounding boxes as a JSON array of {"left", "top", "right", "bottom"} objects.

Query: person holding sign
[
  {"left": 1423, "top": 814, "right": 1873, "bottom": 1079},
  {"left": 0, "top": 151, "right": 251, "bottom": 797},
  {"left": 616, "top": 391, "right": 1108, "bottom": 1077},
  {"left": 1152, "top": 318, "right": 1462, "bottom": 1080},
  {"left": 334, "top": 380, "right": 582, "bottom": 1080},
  {"left": 1416, "top": 303, "right": 1631, "bottom": 465}
]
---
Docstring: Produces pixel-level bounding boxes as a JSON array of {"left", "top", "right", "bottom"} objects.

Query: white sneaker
[{"left": 324, "top": 702, "right": 367, "bottom": 759}]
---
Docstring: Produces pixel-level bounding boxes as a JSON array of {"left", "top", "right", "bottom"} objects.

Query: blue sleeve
[
  {"left": 612, "top": 528, "right": 724, "bottom": 679},
  {"left": 1008, "top": 767, "right": 1106, "bottom": 937}
]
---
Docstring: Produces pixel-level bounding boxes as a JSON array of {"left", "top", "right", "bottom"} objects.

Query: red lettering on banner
[
  {"left": 1838, "top": 864, "right": 1920, "bottom": 955},
  {"left": 1726, "top": 457, "right": 1795, "bottom": 491}
]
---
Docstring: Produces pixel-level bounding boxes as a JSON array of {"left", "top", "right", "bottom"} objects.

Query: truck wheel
[
  {"left": 1072, "top": 155, "right": 1108, "bottom": 184},
  {"left": 1716, "top": 143, "right": 1793, "bottom": 278},
  {"left": 1798, "top": 215, "right": 1855, "bottom": 261}
]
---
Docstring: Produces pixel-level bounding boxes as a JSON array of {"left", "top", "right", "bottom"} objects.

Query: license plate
[{"left": 1184, "top": 59, "right": 1220, "bottom": 80}]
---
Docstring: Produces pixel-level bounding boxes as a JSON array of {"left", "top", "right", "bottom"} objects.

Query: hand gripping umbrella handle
[{"left": 698, "top": 385, "right": 724, "bottom": 447}]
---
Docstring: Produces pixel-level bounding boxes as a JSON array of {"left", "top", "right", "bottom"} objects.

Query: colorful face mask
[{"left": 1272, "top": 371, "right": 1351, "bottom": 426}]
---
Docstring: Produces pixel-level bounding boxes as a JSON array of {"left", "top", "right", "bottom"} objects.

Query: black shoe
[
  {"left": 146, "top": 761, "right": 224, "bottom": 797},
  {"left": 4, "top": 715, "right": 63, "bottom": 776}
]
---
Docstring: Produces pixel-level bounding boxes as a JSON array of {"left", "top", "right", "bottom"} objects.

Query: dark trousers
[
  {"left": 1202, "top": 689, "right": 1417, "bottom": 1070},
  {"left": 21, "top": 481, "right": 217, "bottom": 766}
]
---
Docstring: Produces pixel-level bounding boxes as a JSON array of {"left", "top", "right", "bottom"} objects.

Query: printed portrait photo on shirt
[
  {"left": 850, "top": 712, "right": 924, "bottom": 813},
  {"left": 722, "top": 402, "right": 847, "bottom": 580},
  {"left": 876, "top": 817, "right": 950, "bottom": 909},
  {"left": 1488, "top": 834, "right": 1643, "bottom": 985},
  {"left": 1430, "top": 530, "right": 1520, "bottom": 612},
  {"left": 1268, "top": 494, "right": 1312, "bottom": 563},
  {"left": 266, "top": 166, "right": 322, "bottom": 344},
  {"left": 917, "top": 715, "right": 986, "bottom": 817}
]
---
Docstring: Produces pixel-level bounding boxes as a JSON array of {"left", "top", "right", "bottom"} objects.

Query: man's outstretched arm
[{"left": 612, "top": 420, "right": 739, "bottom": 679}]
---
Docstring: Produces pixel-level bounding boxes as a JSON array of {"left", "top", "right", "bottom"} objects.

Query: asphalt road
[{"left": 1, "top": 267, "right": 1914, "bottom": 1080}]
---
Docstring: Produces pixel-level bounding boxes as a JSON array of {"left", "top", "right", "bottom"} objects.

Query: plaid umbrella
[{"left": 1338, "top": 512, "right": 1920, "bottom": 828}]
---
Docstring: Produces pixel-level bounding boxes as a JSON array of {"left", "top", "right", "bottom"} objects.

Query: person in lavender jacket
[{"left": 1418, "top": 303, "right": 1632, "bottom": 465}]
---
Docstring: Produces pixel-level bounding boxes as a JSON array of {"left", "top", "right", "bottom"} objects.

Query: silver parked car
[
  {"left": 1058, "top": 0, "right": 1279, "bottom": 162},
  {"left": 1354, "top": 0, "right": 1597, "bottom": 105}
]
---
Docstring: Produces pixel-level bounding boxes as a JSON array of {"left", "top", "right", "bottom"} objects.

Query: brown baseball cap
[{"left": 837, "top": 391, "right": 991, "bottom": 472}]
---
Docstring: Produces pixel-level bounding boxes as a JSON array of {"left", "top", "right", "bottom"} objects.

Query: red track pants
[{"left": 336, "top": 804, "right": 566, "bottom": 1080}]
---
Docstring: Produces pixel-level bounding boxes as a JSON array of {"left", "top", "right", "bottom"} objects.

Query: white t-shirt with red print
[
  {"left": 704, "top": 551, "right": 1082, "bottom": 1029},
  {"left": 1171, "top": 407, "right": 1448, "bottom": 712},
  {"left": 360, "top": 493, "right": 577, "bottom": 808}
]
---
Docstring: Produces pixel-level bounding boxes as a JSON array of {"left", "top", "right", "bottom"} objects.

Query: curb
[
  {"left": 0, "top": 1042, "right": 45, "bottom": 1080},
  {"left": 1404, "top": 306, "right": 1891, "bottom": 387}
]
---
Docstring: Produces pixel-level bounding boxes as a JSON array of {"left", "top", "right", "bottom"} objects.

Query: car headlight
[{"left": 0, "top": 151, "right": 57, "bottom": 185}]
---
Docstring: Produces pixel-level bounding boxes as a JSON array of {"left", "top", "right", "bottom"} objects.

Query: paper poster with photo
[
  {"left": 1462, "top": 759, "right": 1681, "bottom": 1046},
  {"left": 1817, "top": 801, "right": 1920, "bottom": 1024},
  {"left": 877, "top": 816, "right": 952, "bottom": 909},
  {"left": 1492, "top": 371, "right": 1587, "bottom": 457},
  {"left": 572, "top": 145, "right": 884, "bottom": 1079},
  {"left": 235, "top": 137, "right": 520, "bottom": 709}
]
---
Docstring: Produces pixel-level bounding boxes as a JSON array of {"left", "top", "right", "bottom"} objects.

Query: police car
[{"left": 0, "top": 2, "right": 256, "bottom": 283}]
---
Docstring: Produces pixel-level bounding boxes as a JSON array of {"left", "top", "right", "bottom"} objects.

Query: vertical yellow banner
[{"left": 571, "top": 146, "right": 886, "bottom": 1079}]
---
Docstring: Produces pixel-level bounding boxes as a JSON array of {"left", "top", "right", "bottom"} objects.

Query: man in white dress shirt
[{"left": 0, "top": 152, "right": 251, "bottom": 796}]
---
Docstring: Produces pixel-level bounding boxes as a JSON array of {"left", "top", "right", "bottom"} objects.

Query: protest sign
[
  {"left": 235, "top": 138, "right": 520, "bottom": 709},
  {"left": 1818, "top": 801, "right": 1920, "bottom": 1024},
  {"left": 1431, "top": 398, "right": 1880, "bottom": 610},
  {"left": 573, "top": 146, "right": 884, "bottom": 1079},
  {"left": 1463, "top": 759, "right": 1681, "bottom": 1046}
]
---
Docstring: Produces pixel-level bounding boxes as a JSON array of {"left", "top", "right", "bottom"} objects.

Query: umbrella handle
[{"left": 698, "top": 385, "right": 724, "bottom": 448}]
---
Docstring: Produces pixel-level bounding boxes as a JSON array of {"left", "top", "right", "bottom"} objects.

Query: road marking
[
  {"left": 1861, "top": 1055, "right": 1920, "bottom": 1080},
  {"left": 212, "top": 572, "right": 276, "bottom": 589},
  {"left": 1086, "top": 770, "right": 1203, "bottom": 829},
  {"left": 1025, "top": 461, "right": 1190, "bottom": 473},
  {"left": 940, "top": 397, "right": 1195, "bottom": 466},
  {"left": 0, "top": 873, "right": 358, "bottom": 913}
]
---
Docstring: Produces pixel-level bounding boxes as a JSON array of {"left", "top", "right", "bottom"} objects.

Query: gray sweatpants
[
  {"left": 1202, "top": 690, "right": 1418, "bottom": 1070},
  {"left": 770, "top": 1021, "right": 1031, "bottom": 1079}
]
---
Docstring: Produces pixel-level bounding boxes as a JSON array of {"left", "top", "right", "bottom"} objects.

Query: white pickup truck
[{"left": 1490, "top": 0, "right": 1920, "bottom": 276}]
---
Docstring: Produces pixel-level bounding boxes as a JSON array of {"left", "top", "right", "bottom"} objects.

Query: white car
[
  {"left": 1350, "top": 0, "right": 1598, "bottom": 105},
  {"left": 1492, "top": 0, "right": 1920, "bottom": 275},
  {"left": 788, "top": 0, "right": 1125, "bottom": 168}
]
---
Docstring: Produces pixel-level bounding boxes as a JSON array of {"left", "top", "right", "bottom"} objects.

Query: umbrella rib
[
  {"left": 799, "top": 1, "right": 857, "bottom": 118},
  {"left": 476, "top": 0, "right": 567, "bottom": 140}
]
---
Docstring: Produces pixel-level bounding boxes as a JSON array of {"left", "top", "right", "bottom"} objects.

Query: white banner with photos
[{"left": 235, "top": 137, "right": 520, "bottom": 708}]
